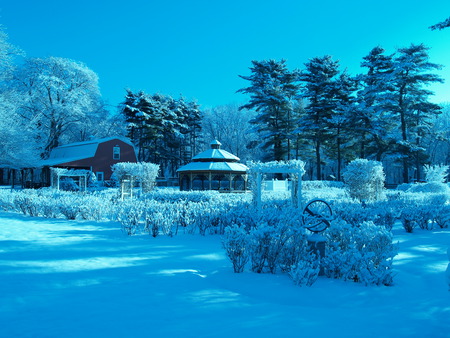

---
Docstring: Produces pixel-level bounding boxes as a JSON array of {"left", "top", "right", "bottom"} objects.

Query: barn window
[
  {"left": 113, "top": 145, "right": 120, "bottom": 160},
  {"left": 96, "top": 172, "right": 104, "bottom": 182}
]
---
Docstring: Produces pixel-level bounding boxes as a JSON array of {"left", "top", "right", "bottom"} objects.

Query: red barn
[{"left": 43, "top": 137, "right": 137, "bottom": 183}]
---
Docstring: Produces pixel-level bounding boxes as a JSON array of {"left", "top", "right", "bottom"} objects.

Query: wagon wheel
[{"left": 302, "top": 199, "right": 332, "bottom": 233}]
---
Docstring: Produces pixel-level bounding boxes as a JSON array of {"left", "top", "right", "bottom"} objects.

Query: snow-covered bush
[
  {"left": 143, "top": 201, "right": 180, "bottom": 237},
  {"left": 59, "top": 177, "right": 80, "bottom": 192},
  {"left": 116, "top": 200, "right": 144, "bottom": 235},
  {"left": 289, "top": 252, "right": 320, "bottom": 287},
  {"left": 0, "top": 189, "right": 15, "bottom": 211},
  {"left": 249, "top": 224, "right": 281, "bottom": 274},
  {"left": 424, "top": 164, "right": 448, "bottom": 183},
  {"left": 221, "top": 206, "right": 307, "bottom": 274},
  {"left": 59, "top": 194, "right": 83, "bottom": 220},
  {"left": 323, "top": 220, "right": 397, "bottom": 286},
  {"left": 396, "top": 192, "right": 448, "bottom": 232},
  {"left": 222, "top": 224, "right": 250, "bottom": 273},
  {"left": 13, "top": 193, "right": 40, "bottom": 216},
  {"left": 407, "top": 181, "right": 450, "bottom": 194},
  {"left": 332, "top": 200, "right": 375, "bottom": 226},
  {"left": 369, "top": 201, "right": 398, "bottom": 230},
  {"left": 406, "top": 165, "right": 450, "bottom": 195},
  {"left": 111, "top": 162, "right": 160, "bottom": 194},
  {"left": 342, "top": 159, "right": 386, "bottom": 202},
  {"left": 434, "top": 204, "right": 450, "bottom": 229}
]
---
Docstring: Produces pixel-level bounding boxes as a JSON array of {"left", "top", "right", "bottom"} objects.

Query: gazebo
[{"left": 177, "top": 140, "right": 248, "bottom": 191}]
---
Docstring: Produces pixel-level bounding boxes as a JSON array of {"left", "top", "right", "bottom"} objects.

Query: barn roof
[{"left": 42, "top": 137, "right": 134, "bottom": 166}]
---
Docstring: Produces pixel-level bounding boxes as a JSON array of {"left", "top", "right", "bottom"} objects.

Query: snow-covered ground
[{"left": 0, "top": 211, "right": 449, "bottom": 338}]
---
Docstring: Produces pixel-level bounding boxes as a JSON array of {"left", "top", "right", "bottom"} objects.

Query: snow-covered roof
[
  {"left": 178, "top": 140, "right": 247, "bottom": 173},
  {"left": 42, "top": 137, "right": 133, "bottom": 166},
  {"left": 177, "top": 161, "right": 248, "bottom": 173},
  {"left": 192, "top": 148, "right": 240, "bottom": 162}
]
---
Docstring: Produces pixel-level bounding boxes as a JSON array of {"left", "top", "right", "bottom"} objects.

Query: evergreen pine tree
[
  {"left": 355, "top": 46, "right": 395, "bottom": 161},
  {"left": 298, "top": 55, "right": 340, "bottom": 180},
  {"left": 238, "top": 59, "right": 300, "bottom": 161},
  {"left": 389, "top": 44, "right": 443, "bottom": 182}
]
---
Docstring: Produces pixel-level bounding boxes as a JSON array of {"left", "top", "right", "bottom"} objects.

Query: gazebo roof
[
  {"left": 177, "top": 140, "right": 248, "bottom": 173},
  {"left": 191, "top": 140, "right": 240, "bottom": 162},
  {"left": 177, "top": 161, "right": 248, "bottom": 173}
]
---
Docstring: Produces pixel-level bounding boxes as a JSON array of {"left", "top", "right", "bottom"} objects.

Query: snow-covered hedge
[
  {"left": 424, "top": 164, "right": 448, "bottom": 183},
  {"left": 111, "top": 162, "right": 160, "bottom": 193},
  {"left": 323, "top": 220, "right": 397, "bottom": 286},
  {"left": 343, "top": 159, "right": 386, "bottom": 202}
]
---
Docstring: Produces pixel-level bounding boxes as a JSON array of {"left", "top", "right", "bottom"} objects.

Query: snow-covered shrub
[
  {"left": 111, "top": 162, "right": 160, "bottom": 194},
  {"left": 407, "top": 181, "right": 450, "bottom": 194},
  {"left": 221, "top": 206, "right": 307, "bottom": 274},
  {"left": 139, "top": 162, "right": 160, "bottom": 193},
  {"left": 116, "top": 200, "right": 144, "bottom": 235},
  {"left": 249, "top": 224, "right": 282, "bottom": 274},
  {"left": 302, "top": 180, "right": 345, "bottom": 190},
  {"left": 400, "top": 207, "right": 417, "bottom": 233},
  {"left": 87, "top": 172, "right": 98, "bottom": 187},
  {"left": 323, "top": 220, "right": 397, "bottom": 286},
  {"left": 0, "top": 189, "right": 15, "bottom": 211},
  {"left": 434, "top": 204, "right": 450, "bottom": 229},
  {"left": 143, "top": 201, "right": 180, "bottom": 237},
  {"left": 247, "top": 208, "right": 306, "bottom": 274},
  {"left": 424, "top": 164, "right": 448, "bottom": 183},
  {"left": 39, "top": 197, "right": 60, "bottom": 218},
  {"left": 59, "top": 194, "right": 83, "bottom": 220},
  {"left": 79, "top": 195, "right": 107, "bottom": 221},
  {"left": 342, "top": 159, "right": 386, "bottom": 202},
  {"left": 332, "top": 200, "right": 374, "bottom": 226},
  {"left": 59, "top": 177, "right": 80, "bottom": 191},
  {"left": 369, "top": 201, "right": 398, "bottom": 230},
  {"left": 13, "top": 191, "right": 41, "bottom": 216},
  {"left": 289, "top": 252, "right": 320, "bottom": 287},
  {"left": 222, "top": 224, "right": 250, "bottom": 273},
  {"left": 396, "top": 192, "right": 448, "bottom": 231}
]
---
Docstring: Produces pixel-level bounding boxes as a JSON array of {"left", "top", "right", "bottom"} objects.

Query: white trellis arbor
[
  {"left": 247, "top": 160, "right": 306, "bottom": 212},
  {"left": 50, "top": 168, "right": 89, "bottom": 192}
]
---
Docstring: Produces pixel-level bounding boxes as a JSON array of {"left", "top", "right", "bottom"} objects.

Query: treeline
[
  {"left": 119, "top": 90, "right": 202, "bottom": 177},
  {"left": 238, "top": 44, "right": 443, "bottom": 183}
]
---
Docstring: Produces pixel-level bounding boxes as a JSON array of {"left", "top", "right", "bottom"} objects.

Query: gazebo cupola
[{"left": 177, "top": 140, "right": 248, "bottom": 191}]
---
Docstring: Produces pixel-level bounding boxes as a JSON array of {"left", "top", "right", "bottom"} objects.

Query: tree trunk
[{"left": 316, "top": 141, "right": 321, "bottom": 180}]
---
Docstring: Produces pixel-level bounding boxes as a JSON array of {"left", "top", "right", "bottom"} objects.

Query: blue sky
[{"left": 1, "top": 0, "right": 450, "bottom": 109}]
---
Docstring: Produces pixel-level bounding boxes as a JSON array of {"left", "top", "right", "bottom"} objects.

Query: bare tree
[
  {"left": 10, "top": 57, "right": 101, "bottom": 158},
  {"left": 201, "top": 103, "right": 262, "bottom": 162}
]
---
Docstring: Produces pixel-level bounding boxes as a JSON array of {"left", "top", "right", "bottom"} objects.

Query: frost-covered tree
[
  {"left": 0, "top": 25, "right": 39, "bottom": 168},
  {"left": 428, "top": 104, "right": 450, "bottom": 165},
  {"left": 0, "top": 24, "right": 23, "bottom": 80},
  {"left": 0, "top": 92, "right": 40, "bottom": 168},
  {"left": 201, "top": 104, "right": 262, "bottom": 162},
  {"left": 238, "top": 59, "right": 300, "bottom": 161},
  {"left": 119, "top": 90, "right": 202, "bottom": 176},
  {"left": 354, "top": 46, "right": 395, "bottom": 161},
  {"left": 388, "top": 44, "right": 443, "bottom": 183},
  {"left": 298, "top": 55, "right": 340, "bottom": 180},
  {"left": 9, "top": 57, "right": 102, "bottom": 159},
  {"left": 326, "top": 71, "right": 359, "bottom": 180},
  {"left": 430, "top": 17, "right": 450, "bottom": 30}
]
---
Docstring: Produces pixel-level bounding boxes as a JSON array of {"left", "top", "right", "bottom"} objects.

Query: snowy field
[{"left": 0, "top": 210, "right": 449, "bottom": 338}]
